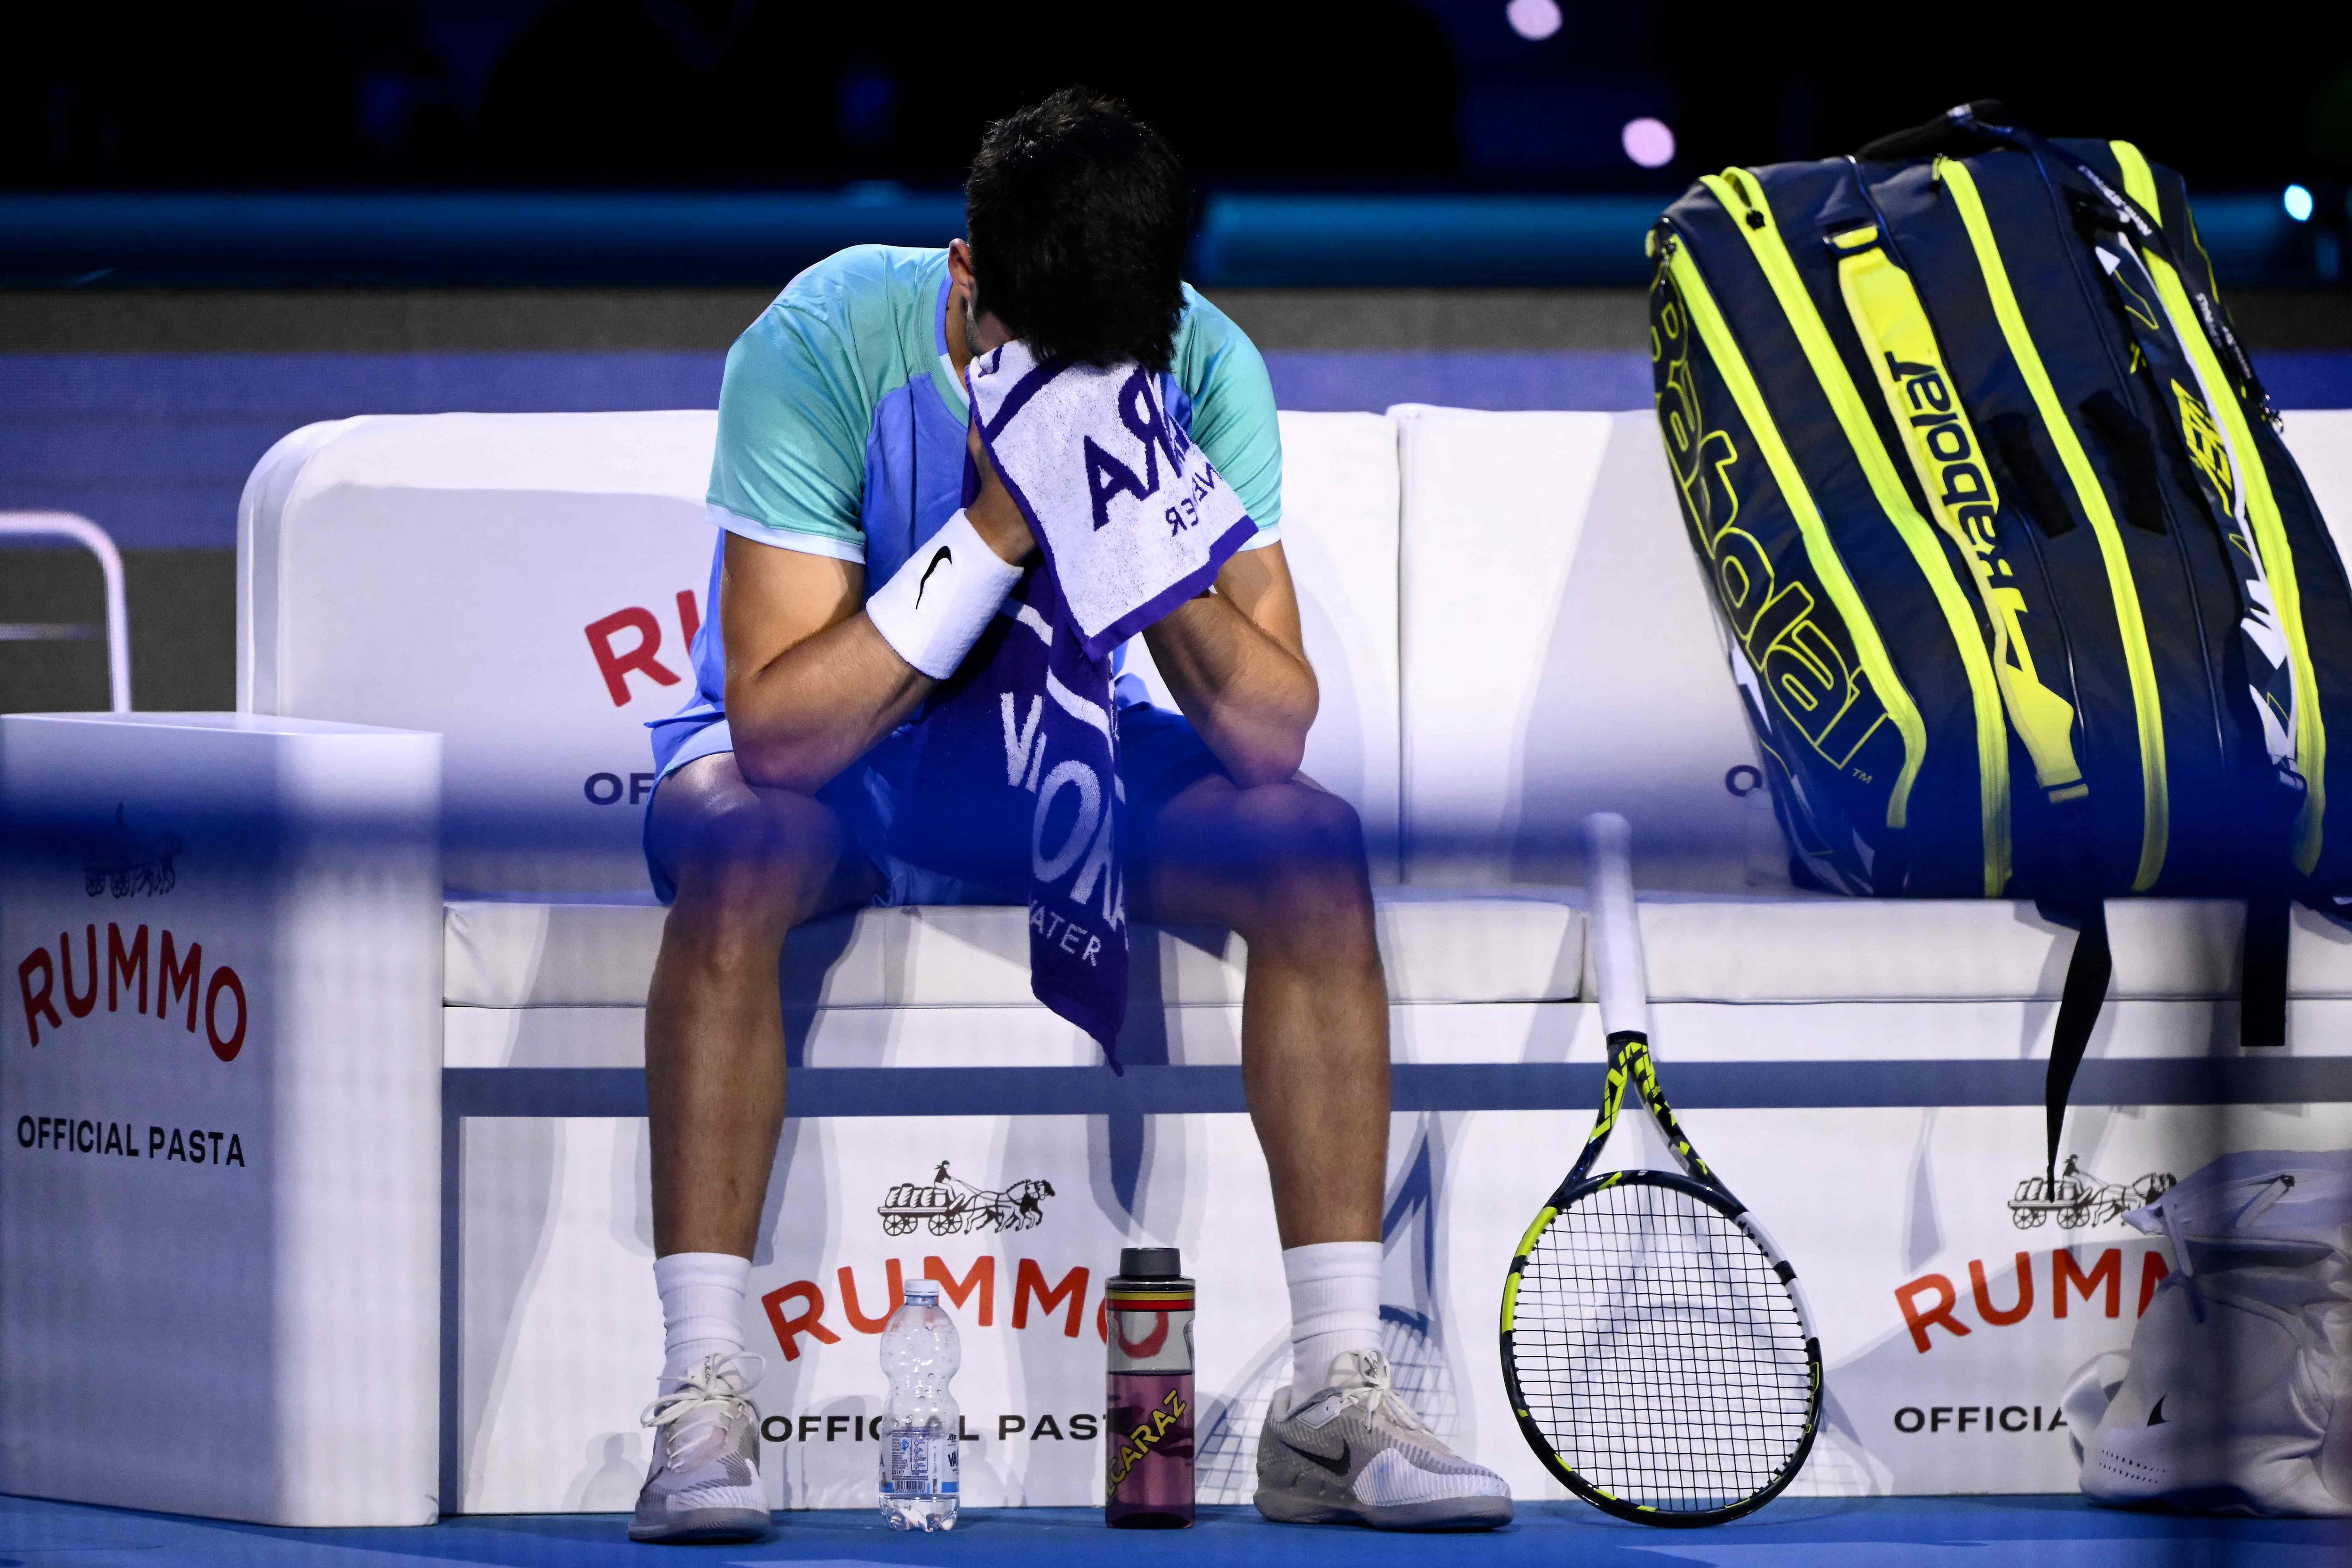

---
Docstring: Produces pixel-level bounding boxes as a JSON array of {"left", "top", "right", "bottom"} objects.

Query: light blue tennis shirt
[{"left": 651, "top": 243, "right": 1284, "bottom": 777}]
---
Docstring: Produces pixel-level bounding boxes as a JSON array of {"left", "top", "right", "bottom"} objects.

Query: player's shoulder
[
  {"left": 1170, "top": 283, "right": 1264, "bottom": 389},
  {"left": 773, "top": 243, "right": 946, "bottom": 318},
  {"left": 726, "top": 245, "right": 945, "bottom": 389}
]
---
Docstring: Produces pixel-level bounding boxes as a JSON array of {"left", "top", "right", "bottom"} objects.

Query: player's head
[{"left": 959, "top": 87, "right": 1189, "bottom": 372}]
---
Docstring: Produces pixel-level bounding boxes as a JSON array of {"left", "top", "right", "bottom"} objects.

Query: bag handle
[
  {"left": 2078, "top": 390, "right": 2171, "bottom": 535},
  {"left": 1856, "top": 99, "right": 2013, "bottom": 162},
  {"left": 1986, "top": 413, "right": 2077, "bottom": 539}
]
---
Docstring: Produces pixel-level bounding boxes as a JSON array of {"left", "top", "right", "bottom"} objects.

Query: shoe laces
[
  {"left": 1331, "top": 1352, "right": 1434, "bottom": 1439},
  {"left": 642, "top": 1351, "right": 765, "bottom": 1432}
]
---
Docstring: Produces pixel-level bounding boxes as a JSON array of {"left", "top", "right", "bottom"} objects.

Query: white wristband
[{"left": 865, "top": 509, "right": 1025, "bottom": 679}]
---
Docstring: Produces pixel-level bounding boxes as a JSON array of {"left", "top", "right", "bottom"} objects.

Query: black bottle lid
[{"left": 1118, "top": 1246, "right": 1183, "bottom": 1281}]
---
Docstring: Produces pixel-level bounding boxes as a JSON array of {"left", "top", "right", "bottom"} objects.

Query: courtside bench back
[{"left": 237, "top": 408, "right": 2352, "bottom": 1035}]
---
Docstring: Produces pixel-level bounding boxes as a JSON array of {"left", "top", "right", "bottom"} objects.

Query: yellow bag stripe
[
  {"left": 1836, "top": 241, "right": 2087, "bottom": 806},
  {"left": 1667, "top": 242, "right": 1930, "bottom": 829},
  {"left": 2112, "top": 140, "right": 2327, "bottom": 874},
  {"left": 2107, "top": 140, "right": 2158, "bottom": 219},
  {"left": 1705, "top": 169, "right": 2010, "bottom": 895},
  {"left": 1940, "top": 157, "right": 2169, "bottom": 890}
]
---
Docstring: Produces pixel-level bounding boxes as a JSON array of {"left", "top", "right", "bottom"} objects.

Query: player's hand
[{"left": 965, "top": 420, "right": 1035, "bottom": 565}]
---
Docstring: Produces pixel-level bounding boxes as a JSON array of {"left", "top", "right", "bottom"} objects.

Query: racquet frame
[{"left": 1499, "top": 814, "right": 1824, "bottom": 1527}]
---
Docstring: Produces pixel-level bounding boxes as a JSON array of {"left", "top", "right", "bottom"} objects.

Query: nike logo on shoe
[
  {"left": 916, "top": 545, "right": 953, "bottom": 607},
  {"left": 2147, "top": 1395, "right": 2167, "bottom": 1425},
  {"left": 1279, "top": 1435, "right": 1352, "bottom": 1478}
]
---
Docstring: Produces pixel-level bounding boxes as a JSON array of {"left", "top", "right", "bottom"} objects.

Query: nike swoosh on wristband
[
  {"left": 1280, "top": 1436, "right": 1351, "bottom": 1478},
  {"left": 915, "top": 545, "right": 953, "bottom": 607}
]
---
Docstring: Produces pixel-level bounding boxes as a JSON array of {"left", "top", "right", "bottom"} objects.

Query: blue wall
[
  {"left": 6, "top": 349, "right": 2349, "bottom": 549},
  {"left": 6, "top": 191, "right": 2324, "bottom": 291}
]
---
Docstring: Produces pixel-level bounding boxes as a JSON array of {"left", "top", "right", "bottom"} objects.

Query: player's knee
[
  {"left": 1224, "top": 784, "right": 1373, "bottom": 942},
  {"left": 669, "top": 785, "right": 839, "bottom": 932},
  {"left": 1256, "top": 782, "right": 1367, "bottom": 876}
]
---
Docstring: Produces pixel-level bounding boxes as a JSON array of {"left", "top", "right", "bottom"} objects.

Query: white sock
[
  {"left": 655, "top": 1251, "right": 749, "bottom": 1388},
  {"left": 1284, "top": 1241, "right": 1383, "bottom": 1404}
]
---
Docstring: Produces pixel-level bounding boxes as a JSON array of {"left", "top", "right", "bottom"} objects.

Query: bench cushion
[
  {"left": 1634, "top": 896, "right": 2352, "bottom": 1002},
  {"left": 443, "top": 890, "right": 1584, "bottom": 1009}
]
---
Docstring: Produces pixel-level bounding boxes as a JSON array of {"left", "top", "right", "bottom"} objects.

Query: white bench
[
  {"left": 5, "top": 405, "right": 2347, "bottom": 1523},
  {"left": 238, "top": 411, "right": 2352, "bottom": 1514}
]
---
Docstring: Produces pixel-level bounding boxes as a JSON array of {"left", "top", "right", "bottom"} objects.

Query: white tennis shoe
[
  {"left": 629, "top": 1353, "right": 771, "bottom": 1544},
  {"left": 1255, "top": 1349, "right": 1513, "bottom": 1530}
]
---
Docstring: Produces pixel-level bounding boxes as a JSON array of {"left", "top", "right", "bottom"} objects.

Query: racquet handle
[{"left": 1581, "top": 812, "right": 1651, "bottom": 1039}]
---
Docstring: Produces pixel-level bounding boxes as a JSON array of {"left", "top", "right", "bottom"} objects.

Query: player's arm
[
  {"left": 1141, "top": 545, "right": 1319, "bottom": 789},
  {"left": 1140, "top": 290, "right": 1317, "bottom": 788},
  {"left": 718, "top": 545, "right": 906, "bottom": 794},
  {"left": 724, "top": 424, "right": 1033, "bottom": 794}
]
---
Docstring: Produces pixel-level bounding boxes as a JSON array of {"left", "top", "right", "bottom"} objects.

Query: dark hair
[{"left": 964, "top": 88, "right": 1189, "bottom": 371}]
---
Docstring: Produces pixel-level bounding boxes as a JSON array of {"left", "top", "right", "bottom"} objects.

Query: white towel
[
  {"left": 882, "top": 340, "right": 1264, "bottom": 1058},
  {"left": 967, "top": 340, "right": 1260, "bottom": 660}
]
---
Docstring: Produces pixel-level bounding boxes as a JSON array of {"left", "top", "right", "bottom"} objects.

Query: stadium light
[
  {"left": 2285, "top": 183, "right": 2315, "bottom": 223},
  {"left": 1505, "top": 0, "right": 1563, "bottom": 41},
  {"left": 1622, "top": 118, "right": 1676, "bottom": 170}
]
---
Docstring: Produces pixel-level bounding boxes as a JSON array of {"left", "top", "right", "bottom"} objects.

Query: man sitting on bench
[{"left": 629, "top": 88, "right": 1510, "bottom": 1542}]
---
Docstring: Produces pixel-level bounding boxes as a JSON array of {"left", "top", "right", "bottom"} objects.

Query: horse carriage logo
[
  {"left": 2007, "top": 1154, "right": 2176, "bottom": 1230},
  {"left": 878, "top": 1161, "right": 1056, "bottom": 1236},
  {"left": 83, "top": 804, "right": 181, "bottom": 898}
]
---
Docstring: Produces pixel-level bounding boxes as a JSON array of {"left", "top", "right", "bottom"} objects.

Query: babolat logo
[
  {"left": 1876, "top": 346, "right": 2083, "bottom": 797},
  {"left": 1883, "top": 354, "right": 1998, "bottom": 547},
  {"left": 1653, "top": 261, "right": 1892, "bottom": 776}
]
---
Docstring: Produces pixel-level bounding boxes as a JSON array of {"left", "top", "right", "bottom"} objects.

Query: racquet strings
[{"left": 1513, "top": 1180, "right": 1812, "bottom": 1513}]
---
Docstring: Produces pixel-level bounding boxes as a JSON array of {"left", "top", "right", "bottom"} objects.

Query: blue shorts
[{"left": 643, "top": 700, "right": 1224, "bottom": 908}]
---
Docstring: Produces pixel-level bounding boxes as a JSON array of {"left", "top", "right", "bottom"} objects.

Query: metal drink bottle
[{"left": 1104, "top": 1246, "right": 1194, "bottom": 1528}]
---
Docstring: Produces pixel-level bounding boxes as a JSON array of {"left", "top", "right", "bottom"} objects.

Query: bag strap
[
  {"left": 2045, "top": 898, "right": 2290, "bottom": 1179},
  {"left": 2042, "top": 900, "right": 2110, "bottom": 1183},
  {"left": 1958, "top": 110, "right": 2278, "bottom": 422},
  {"left": 1857, "top": 100, "right": 2275, "bottom": 421},
  {"left": 2243, "top": 895, "right": 2290, "bottom": 1051}
]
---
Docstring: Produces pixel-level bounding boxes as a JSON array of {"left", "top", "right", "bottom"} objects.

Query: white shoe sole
[
  {"left": 1255, "top": 1485, "right": 1513, "bottom": 1531},
  {"left": 628, "top": 1505, "right": 772, "bottom": 1544}
]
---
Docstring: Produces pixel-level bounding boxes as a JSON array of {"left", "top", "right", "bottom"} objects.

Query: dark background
[
  {"left": 7, "top": 1, "right": 2351, "bottom": 194},
  {"left": 6, "top": 2, "right": 2352, "bottom": 717}
]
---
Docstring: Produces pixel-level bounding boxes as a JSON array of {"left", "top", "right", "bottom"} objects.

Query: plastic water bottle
[{"left": 878, "top": 1278, "right": 960, "bottom": 1530}]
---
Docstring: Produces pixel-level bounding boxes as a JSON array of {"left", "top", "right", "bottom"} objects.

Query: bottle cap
[
  {"left": 902, "top": 1279, "right": 940, "bottom": 1302},
  {"left": 1118, "top": 1246, "right": 1182, "bottom": 1280}
]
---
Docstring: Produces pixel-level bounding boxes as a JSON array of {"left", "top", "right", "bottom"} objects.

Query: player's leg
[
  {"left": 631, "top": 750, "right": 881, "bottom": 1544},
  {"left": 1130, "top": 771, "right": 1390, "bottom": 1250},
  {"left": 1126, "top": 755, "right": 1510, "bottom": 1529},
  {"left": 645, "top": 751, "right": 877, "bottom": 1258}
]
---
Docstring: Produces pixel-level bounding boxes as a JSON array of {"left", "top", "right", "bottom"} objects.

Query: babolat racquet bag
[{"left": 1648, "top": 101, "right": 2352, "bottom": 1170}]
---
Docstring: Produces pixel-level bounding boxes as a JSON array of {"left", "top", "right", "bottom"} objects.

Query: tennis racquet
[{"left": 1499, "top": 812, "right": 1821, "bottom": 1526}]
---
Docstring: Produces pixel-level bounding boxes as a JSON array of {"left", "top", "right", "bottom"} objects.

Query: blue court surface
[{"left": 2, "top": 1495, "right": 2342, "bottom": 1568}]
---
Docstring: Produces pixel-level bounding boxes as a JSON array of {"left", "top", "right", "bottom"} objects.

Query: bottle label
[
  {"left": 1106, "top": 1376, "right": 1193, "bottom": 1510},
  {"left": 882, "top": 1432, "right": 959, "bottom": 1497},
  {"left": 1105, "top": 1297, "right": 1194, "bottom": 1375}
]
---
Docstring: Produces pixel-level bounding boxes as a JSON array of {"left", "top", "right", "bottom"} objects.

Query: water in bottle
[
  {"left": 1105, "top": 1246, "right": 1194, "bottom": 1528},
  {"left": 878, "top": 1278, "right": 960, "bottom": 1530}
]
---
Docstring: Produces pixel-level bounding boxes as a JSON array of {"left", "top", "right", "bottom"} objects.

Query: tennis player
[{"left": 627, "top": 88, "right": 1510, "bottom": 1541}]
